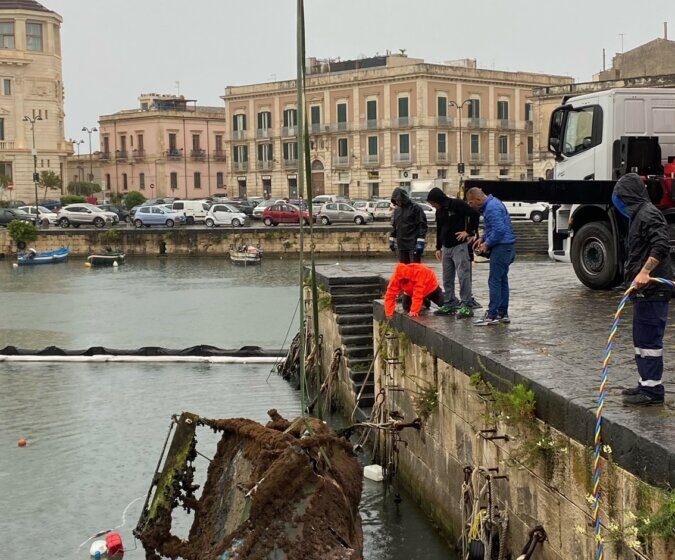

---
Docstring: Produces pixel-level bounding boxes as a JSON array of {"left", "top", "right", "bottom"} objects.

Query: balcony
[
  {"left": 364, "top": 119, "right": 379, "bottom": 130},
  {"left": 232, "top": 129, "right": 247, "bottom": 140},
  {"left": 258, "top": 160, "right": 273, "bottom": 171},
  {"left": 213, "top": 149, "right": 226, "bottom": 161},
  {"left": 256, "top": 128, "right": 272, "bottom": 139},
  {"left": 395, "top": 117, "right": 411, "bottom": 128},
  {"left": 98, "top": 151, "right": 111, "bottom": 161},
  {"left": 233, "top": 161, "right": 249, "bottom": 172},
  {"left": 436, "top": 152, "right": 449, "bottom": 163},
  {"left": 283, "top": 158, "right": 298, "bottom": 169},
  {"left": 334, "top": 155, "right": 350, "bottom": 167},
  {"left": 331, "top": 122, "right": 350, "bottom": 133},
  {"left": 282, "top": 126, "right": 297, "bottom": 137},
  {"left": 364, "top": 153, "right": 380, "bottom": 165},
  {"left": 497, "top": 119, "right": 516, "bottom": 130},
  {"left": 467, "top": 118, "right": 486, "bottom": 129},
  {"left": 166, "top": 149, "right": 182, "bottom": 160},
  {"left": 498, "top": 153, "right": 515, "bottom": 164},
  {"left": 469, "top": 152, "right": 484, "bottom": 163},
  {"left": 526, "top": 153, "right": 535, "bottom": 164},
  {"left": 437, "top": 116, "right": 453, "bottom": 128},
  {"left": 393, "top": 153, "right": 412, "bottom": 165},
  {"left": 190, "top": 149, "right": 207, "bottom": 160},
  {"left": 310, "top": 123, "right": 322, "bottom": 134},
  {"left": 116, "top": 150, "right": 128, "bottom": 160},
  {"left": 132, "top": 149, "right": 145, "bottom": 161},
  {"left": 525, "top": 120, "right": 534, "bottom": 131},
  {"left": 0, "top": 140, "right": 15, "bottom": 150}
]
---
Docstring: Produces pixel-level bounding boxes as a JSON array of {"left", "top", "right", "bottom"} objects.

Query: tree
[
  {"left": 0, "top": 174, "right": 11, "bottom": 205},
  {"left": 8, "top": 220, "right": 38, "bottom": 246},
  {"left": 67, "top": 181, "right": 101, "bottom": 197},
  {"left": 124, "top": 191, "right": 146, "bottom": 210},
  {"left": 40, "top": 170, "right": 61, "bottom": 201}
]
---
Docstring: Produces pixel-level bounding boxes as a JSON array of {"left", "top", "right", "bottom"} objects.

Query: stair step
[
  {"left": 344, "top": 345, "right": 374, "bottom": 358},
  {"left": 323, "top": 275, "right": 382, "bottom": 286},
  {"left": 358, "top": 394, "right": 376, "bottom": 408},
  {"left": 339, "top": 324, "right": 373, "bottom": 336},
  {"left": 334, "top": 303, "right": 373, "bottom": 315},
  {"left": 336, "top": 313, "right": 374, "bottom": 325},
  {"left": 330, "top": 283, "right": 383, "bottom": 296},
  {"left": 331, "top": 294, "right": 380, "bottom": 305},
  {"left": 347, "top": 357, "right": 373, "bottom": 369},
  {"left": 342, "top": 334, "right": 373, "bottom": 347},
  {"left": 350, "top": 369, "right": 373, "bottom": 384}
]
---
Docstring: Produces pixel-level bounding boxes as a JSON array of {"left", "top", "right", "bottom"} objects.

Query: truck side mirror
[
  {"left": 549, "top": 138, "right": 560, "bottom": 152},
  {"left": 583, "top": 137, "right": 593, "bottom": 149}
]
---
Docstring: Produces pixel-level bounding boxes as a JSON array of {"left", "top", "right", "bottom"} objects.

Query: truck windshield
[{"left": 562, "top": 107, "right": 595, "bottom": 157}]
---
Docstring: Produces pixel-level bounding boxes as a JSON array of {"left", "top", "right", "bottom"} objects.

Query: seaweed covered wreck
[{"left": 135, "top": 411, "right": 363, "bottom": 560}]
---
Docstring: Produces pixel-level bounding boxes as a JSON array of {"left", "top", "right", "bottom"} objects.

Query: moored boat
[
  {"left": 229, "top": 244, "right": 262, "bottom": 266},
  {"left": 87, "top": 252, "right": 125, "bottom": 267},
  {"left": 17, "top": 246, "right": 69, "bottom": 265}
]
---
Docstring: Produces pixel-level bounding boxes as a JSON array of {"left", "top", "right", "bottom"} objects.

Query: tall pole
[
  {"left": 449, "top": 99, "right": 471, "bottom": 196},
  {"left": 23, "top": 114, "right": 42, "bottom": 226},
  {"left": 82, "top": 126, "right": 97, "bottom": 183}
]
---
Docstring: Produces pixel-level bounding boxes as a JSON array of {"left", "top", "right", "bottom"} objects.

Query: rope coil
[{"left": 593, "top": 277, "right": 673, "bottom": 560}]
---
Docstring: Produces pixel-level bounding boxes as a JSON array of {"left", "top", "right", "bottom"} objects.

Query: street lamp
[
  {"left": 70, "top": 138, "right": 84, "bottom": 157},
  {"left": 449, "top": 99, "right": 473, "bottom": 194},
  {"left": 23, "top": 114, "right": 42, "bottom": 226},
  {"left": 82, "top": 126, "right": 98, "bottom": 182}
]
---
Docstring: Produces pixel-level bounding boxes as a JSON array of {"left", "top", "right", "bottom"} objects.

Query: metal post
[
  {"left": 82, "top": 126, "right": 98, "bottom": 183},
  {"left": 449, "top": 99, "right": 472, "bottom": 196},
  {"left": 23, "top": 114, "right": 42, "bottom": 227}
]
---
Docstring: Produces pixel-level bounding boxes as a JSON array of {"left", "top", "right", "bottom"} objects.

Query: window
[
  {"left": 283, "top": 108, "right": 297, "bottom": 127},
  {"left": 398, "top": 96, "right": 409, "bottom": 118},
  {"left": 103, "top": 137, "right": 110, "bottom": 155},
  {"left": 497, "top": 100, "right": 509, "bottom": 120},
  {"left": 3, "top": 79, "right": 10, "bottom": 96},
  {"left": 310, "top": 106, "right": 321, "bottom": 125},
  {"left": 525, "top": 103, "right": 533, "bottom": 122},
  {"left": 0, "top": 22, "right": 14, "bottom": 49},
  {"left": 233, "top": 145, "right": 248, "bottom": 162},
  {"left": 562, "top": 106, "right": 601, "bottom": 157},
  {"left": 437, "top": 96, "right": 447, "bottom": 117},
  {"left": 527, "top": 136, "right": 534, "bottom": 155},
  {"left": 192, "top": 134, "right": 201, "bottom": 151},
  {"left": 215, "top": 134, "right": 223, "bottom": 152},
  {"left": 498, "top": 135, "right": 508, "bottom": 154},
  {"left": 216, "top": 172, "right": 224, "bottom": 189},
  {"left": 337, "top": 102, "right": 348, "bottom": 130},
  {"left": 283, "top": 141, "right": 298, "bottom": 161},
  {"left": 194, "top": 172, "right": 201, "bottom": 189},
  {"left": 26, "top": 22, "right": 42, "bottom": 51},
  {"left": 366, "top": 99, "right": 377, "bottom": 126},
  {"left": 399, "top": 133, "right": 410, "bottom": 155},
  {"left": 105, "top": 174, "right": 111, "bottom": 189},
  {"left": 468, "top": 98, "right": 480, "bottom": 119},
  {"left": 170, "top": 172, "right": 178, "bottom": 190},
  {"left": 151, "top": 207, "right": 162, "bottom": 214},
  {"left": 169, "top": 133, "right": 177, "bottom": 150},
  {"left": 338, "top": 138, "right": 348, "bottom": 158},
  {"left": 0, "top": 162, "right": 12, "bottom": 179},
  {"left": 257, "top": 143, "right": 273, "bottom": 161},
  {"left": 367, "top": 135, "right": 378, "bottom": 156},
  {"left": 437, "top": 133, "right": 447, "bottom": 154},
  {"left": 139, "top": 172, "right": 145, "bottom": 189},
  {"left": 470, "top": 134, "right": 480, "bottom": 154},
  {"left": 257, "top": 111, "right": 271, "bottom": 130},
  {"left": 122, "top": 173, "right": 128, "bottom": 191},
  {"left": 0, "top": 118, "right": 4, "bottom": 141},
  {"left": 54, "top": 23, "right": 60, "bottom": 55},
  {"left": 119, "top": 135, "right": 127, "bottom": 152},
  {"left": 437, "top": 169, "right": 447, "bottom": 179},
  {"left": 137, "top": 134, "right": 144, "bottom": 151},
  {"left": 233, "top": 113, "right": 246, "bottom": 131}
]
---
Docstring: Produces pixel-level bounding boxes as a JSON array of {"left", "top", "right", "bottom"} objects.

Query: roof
[{"left": 0, "top": 0, "right": 53, "bottom": 13}]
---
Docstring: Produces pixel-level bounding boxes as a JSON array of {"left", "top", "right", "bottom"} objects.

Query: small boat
[
  {"left": 229, "top": 244, "right": 262, "bottom": 266},
  {"left": 87, "top": 251, "right": 125, "bottom": 267},
  {"left": 17, "top": 246, "right": 69, "bottom": 265}
]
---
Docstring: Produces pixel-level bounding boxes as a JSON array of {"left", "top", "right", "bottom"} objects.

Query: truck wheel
[
  {"left": 186, "top": 216, "right": 195, "bottom": 225},
  {"left": 571, "top": 222, "right": 617, "bottom": 289},
  {"left": 530, "top": 211, "right": 544, "bottom": 223}
]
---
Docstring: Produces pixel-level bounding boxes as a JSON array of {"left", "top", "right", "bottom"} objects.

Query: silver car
[{"left": 316, "top": 202, "right": 373, "bottom": 225}]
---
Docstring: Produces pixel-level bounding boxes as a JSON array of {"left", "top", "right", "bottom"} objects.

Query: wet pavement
[{"left": 316, "top": 257, "right": 675, "bottom": 487}]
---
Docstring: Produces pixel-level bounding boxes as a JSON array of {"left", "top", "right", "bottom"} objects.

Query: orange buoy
[{"left": 18, "top": 439, "right": 27, "bottom": 447}]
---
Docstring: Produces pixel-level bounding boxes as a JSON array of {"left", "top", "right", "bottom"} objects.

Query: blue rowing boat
[{"left": 17, "top": 246, "right": 69, "bottom": 265}]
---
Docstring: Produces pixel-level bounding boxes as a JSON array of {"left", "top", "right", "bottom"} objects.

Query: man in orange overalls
[{"left": 384, "top": 263, "right": 445, "bottom": 318}]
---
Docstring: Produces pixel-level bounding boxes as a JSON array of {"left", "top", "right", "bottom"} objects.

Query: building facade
[
  {"left": 221, "top": 54, "right": 572, "bottom": 200},
  {"left": 0, "top": 0, "right": 70, "bottom": 203},
  {"left": 98, "top": 94, "right": 227, "bottom": 199},
  {"left": 65, "top": 153, "right": 102, "bottom": 187}
]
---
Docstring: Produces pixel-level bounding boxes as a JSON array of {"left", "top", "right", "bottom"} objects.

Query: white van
[
  {"left": 171, "top": 200, "right": 210, "bottom": 224},
  {"left": 503, "top": 201, "right": 549, "bottom": 223}
]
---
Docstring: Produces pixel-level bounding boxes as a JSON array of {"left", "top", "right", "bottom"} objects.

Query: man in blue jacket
[{"left": 466, "top": 187, "right": 516, "bottom": 325}]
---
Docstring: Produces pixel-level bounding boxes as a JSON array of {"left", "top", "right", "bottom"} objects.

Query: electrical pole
[
  {"left": 449, "top": 99, "right": 472, "bottom": 196},
  {"left": 23, "top": 114, "right": 42, "bottom": 226}
]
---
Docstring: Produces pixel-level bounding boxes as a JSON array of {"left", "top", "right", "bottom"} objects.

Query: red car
[{"left": 262, "top": 203, "right": 311, "bottom": 226}]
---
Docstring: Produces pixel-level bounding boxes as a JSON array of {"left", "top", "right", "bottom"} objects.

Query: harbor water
[{"left": 0, "top": 256, "right": 453, "bottom": 560}]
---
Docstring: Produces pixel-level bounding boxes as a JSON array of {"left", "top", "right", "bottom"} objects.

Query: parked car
[
  {"left": 504, "top": 202, "right": 549, "bottom": 223},
  {"left": 134, "top": 206, "right": 185, "bottom": 228},
  {"left": 205, "top": 204, "right": 248, "bottom": 228},
  {"left": 39, "top": 199, "right": 61, "bottom": 211},
  {"left": 316, "top": 202, "right": 373, "bottom": 225},
  {"left": 248, "top": 197, "right": 264, "bottom": 207},
  {"left": 171, "top": 199, "right": 210, "bottom": 224},
  {"left": 129, "top": 205, "right": 142, "bottom": 221},
  {"left": 311, "top": 195, "right": 347, "bottom": 214},
  {"left": 227, "top": 199, "right": 256, "bottom": 217},
  {"left": 252, "top": 199, "right": 284, "bottom": 219},
  {"left": 0, "top": 208, "right": 35, "bottom": 227},
  {"left": 57, "top": 204, "right": 117, "bottom": 228},
  {"left": 372, "top": 200, "right": 394, "bottom": 220},
  {"left": 418, "top": 202, "right": 436, "bottom": 223},
  {"left": 262, "top": 203, "right": 311, "bottom": 226},
  {"left": 98, "top": 204, "right": 130, "bottom": 223},
  {"left": 18, "top": 205, "right": 59, "bottom": 226}
]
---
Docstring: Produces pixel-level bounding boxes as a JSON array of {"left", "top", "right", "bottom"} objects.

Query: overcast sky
[{"left": 46, "top": 0, "right": 674, "bottom": 149}]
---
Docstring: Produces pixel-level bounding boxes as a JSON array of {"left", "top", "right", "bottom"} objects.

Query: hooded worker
[
  {"left": 612, "top": 173, "right": 672, "bottom": 406},
  {"left": 389, "top": 187, "right": 428, "bottom": 263},
  {"left": 384, "top": 263, "right": 444, "bottom": 318}
]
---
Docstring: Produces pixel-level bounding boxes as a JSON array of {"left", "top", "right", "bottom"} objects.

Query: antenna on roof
[
  {"left": 618, "top": 33, "right": 625, "bottom": 53},
  {"left": 399, "top": 48, "right": 407, "bottom": 56},
  {"left": 175, "top": 81, "right": 180, "bottom": 95}
]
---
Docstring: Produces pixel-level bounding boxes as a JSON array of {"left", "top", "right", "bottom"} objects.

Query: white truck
[{"left": 467, "top": 88, "right": 675, "bottom": 289}]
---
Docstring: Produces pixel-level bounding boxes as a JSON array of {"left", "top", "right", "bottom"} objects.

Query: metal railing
[
  {"left": 436, "top": 152, "right": 449, "bottom": 163},
  {"left": 497, "top": 119, "right": 516, "bottom": 130},
  {"left": 116, "top": 150, "right": 128, "bottom": 160},
  {"left": 467, "top": 118, "right": 486, "bottom": 128},
  {"left": 233, "top": 161, "right": 248, "bottom": 172},
  {"left": 393, "top": 153, "right": 412, "bottom": 164},
  {"left": 98, "top": 152, "right": 111, "bottom": 161},
  {"left": 469, "top": 152, "right": 484, "bottom": 163},
  {"left": 334, "top": 155, "right": 350, "bottom": 167},
  {"left": 213, "top": 149, "right": 226, "bottom": 161},
  {"left": 282, "top": 126, "right": 297, "bottom": 137},
  {"left": 132, "top": 149, "right": 145, "bottom": 160},
  {"left": 256, "top": 128, "right": 271, "bottom": 139},
  {"left": 257, "top": 160, "right": 273, "bottom": 170},
  {"left": 310, "top": 123, "right": 322, "bottom": 134},
  {"left": 364, "top": 119, "right": 379, "bottom": 130},
  {"left": 331, "top": 122, "right": 350, "bottom": 132},
  {"left": 525, "top": 121, "right": 534, "bottom": 131},
  {"left": 395, "top": 117, "right": 411, "bottom": 128},
  {"left": 364, "top": 153, "right": 380, "bottom": 165},
  {"left": 166, "top": 149, "right": 182, "bottom": 160},
  {"left": 498, "top": 153, "right": 515, "bottom": 164},
  {"left": 283, "top": 158, "right": 298, "bottom": 168},
  {"left": 232, "top": 130, "right": 247, "bottom": 140},
  {"left": 437, "top": 116, "right": 453, "bottom": 127},
  {"left": 190, "top": 149, "right": 206, "bottom": 159}
]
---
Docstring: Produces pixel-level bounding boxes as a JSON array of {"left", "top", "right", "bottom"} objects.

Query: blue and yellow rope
[{"left": 594, "top": 277, "right": 674, "bottom": 559}]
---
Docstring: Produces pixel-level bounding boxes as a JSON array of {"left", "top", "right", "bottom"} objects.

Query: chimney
[
  {"left": 665, "top": 21, "right": 668, "bottom": 40},
  {"left": 602, "top": 48, "right": 606, "bottom": 71}
]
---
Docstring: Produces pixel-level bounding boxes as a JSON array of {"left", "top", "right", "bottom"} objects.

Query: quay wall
[{"left": 0, "top": 221, "right": 547, "bottom": 257}]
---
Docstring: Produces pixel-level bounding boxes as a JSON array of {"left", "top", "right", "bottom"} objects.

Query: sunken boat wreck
[{"left": 135, "top": 411, "right": 364, "bottom": 560}]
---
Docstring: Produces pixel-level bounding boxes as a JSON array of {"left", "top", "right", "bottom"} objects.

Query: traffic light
[
  {"left": 457, "top": 163, "right": 465, "bottom": 175},
  {"left": 33, "top": 172, "right": 40, "bottom": 182}
]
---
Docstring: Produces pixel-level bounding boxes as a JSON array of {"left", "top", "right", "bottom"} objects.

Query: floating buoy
[
  {"left": 105, "top": 531, "right": 123, "bottom": 556},
  {"left": 89, "top": 539, "right": 107, "bottom": 558},
  {"left": 12, "top": 263, "right": 18, "bottom": 269},
  {"left": 112, "top": 261, "right": 119, "bottom": 267},
  {"left": 363, "top": 464, "right": 384, "bottom": 482},
  {"left": 84, "top": 262, "right": 92, "bottom": 268},
  {"left": 17, "top": 438, "right": 27, "bottom": 447}
]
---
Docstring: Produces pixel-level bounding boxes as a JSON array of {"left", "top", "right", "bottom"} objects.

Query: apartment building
[
  {"left": 98, "top": 94, "right": 227, "bottom": 198},
  {"left": 0, "top": 0, "right": 70, "bottom": 203},
  {"left": 222, "top": 54, "right": 572, "bottom": 200}
]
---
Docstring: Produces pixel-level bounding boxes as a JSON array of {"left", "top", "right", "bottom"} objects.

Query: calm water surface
[{"left": 0, "top": 257, "right": 452, "bottom": 560}]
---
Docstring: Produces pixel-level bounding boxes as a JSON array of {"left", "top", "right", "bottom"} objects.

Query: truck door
[{"left": 553, "top": 105, "right": 603, "bottom": 181}]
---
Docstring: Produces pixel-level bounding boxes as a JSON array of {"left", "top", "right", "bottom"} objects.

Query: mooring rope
[{"left": 593, "top": 277, "right": 673, "bottom": 560}]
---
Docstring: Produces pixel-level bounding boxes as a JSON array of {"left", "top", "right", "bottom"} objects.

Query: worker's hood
[
  {"left": 426, "top": 187, "right": 449, "bottom": 205},
  {"left": 612, "top": 173, "right": 650, "bottom": 217},
  {"left": 393, "top": 263, "right": 412, "bottom": 282},
  {"left": 391, "top": 187, "right": 411, "bottom": 205}
]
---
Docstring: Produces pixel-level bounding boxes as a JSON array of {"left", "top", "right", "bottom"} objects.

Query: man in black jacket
[
  {"left": 612, "top": 173, "right": 672, "bottom": 406},
  {"left": 389, "top": 187, "right": 428, "bottom": 263},
  {"left": 427, "top": 187, "right": 481, "bottom": 317}
]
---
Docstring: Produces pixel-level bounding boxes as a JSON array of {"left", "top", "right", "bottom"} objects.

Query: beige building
[
  {"left": 0, "top": 0, "right": 70, "bottom": 203},
  {"left": 98, "top": 94, "right": 227, "bottom": 199},
  {"left": 65, "top": 152, "right": 102, "bottom": 186},
  {"left": 221, "top": 54, "right": 572, "bottom": 200}
]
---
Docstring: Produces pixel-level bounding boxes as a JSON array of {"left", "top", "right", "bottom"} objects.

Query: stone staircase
[{"left": 511, "top": 221, "right": 548, "bottom": 254}]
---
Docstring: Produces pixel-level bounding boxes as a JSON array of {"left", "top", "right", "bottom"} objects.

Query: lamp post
[
  {"left": 70, "top": 139, "right": 85, "bottom": 183},
  {"left": 449, "top": 99, "right": 472, "bottom": 195},
  {"left": 23, "top": 114, "right": 42, "bottom": 226},
  {"left": 82, "top": 126, "right": 98, "bottom": 182}
]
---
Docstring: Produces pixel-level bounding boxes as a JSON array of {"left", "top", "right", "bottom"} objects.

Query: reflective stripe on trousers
[{"left": 632, "top": 299, "right": 669, "bottom": 397}]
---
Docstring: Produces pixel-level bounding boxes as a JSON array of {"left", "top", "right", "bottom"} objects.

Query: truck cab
[{"left": 547, "top": 88, "right": 675, "bottom": 288}]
